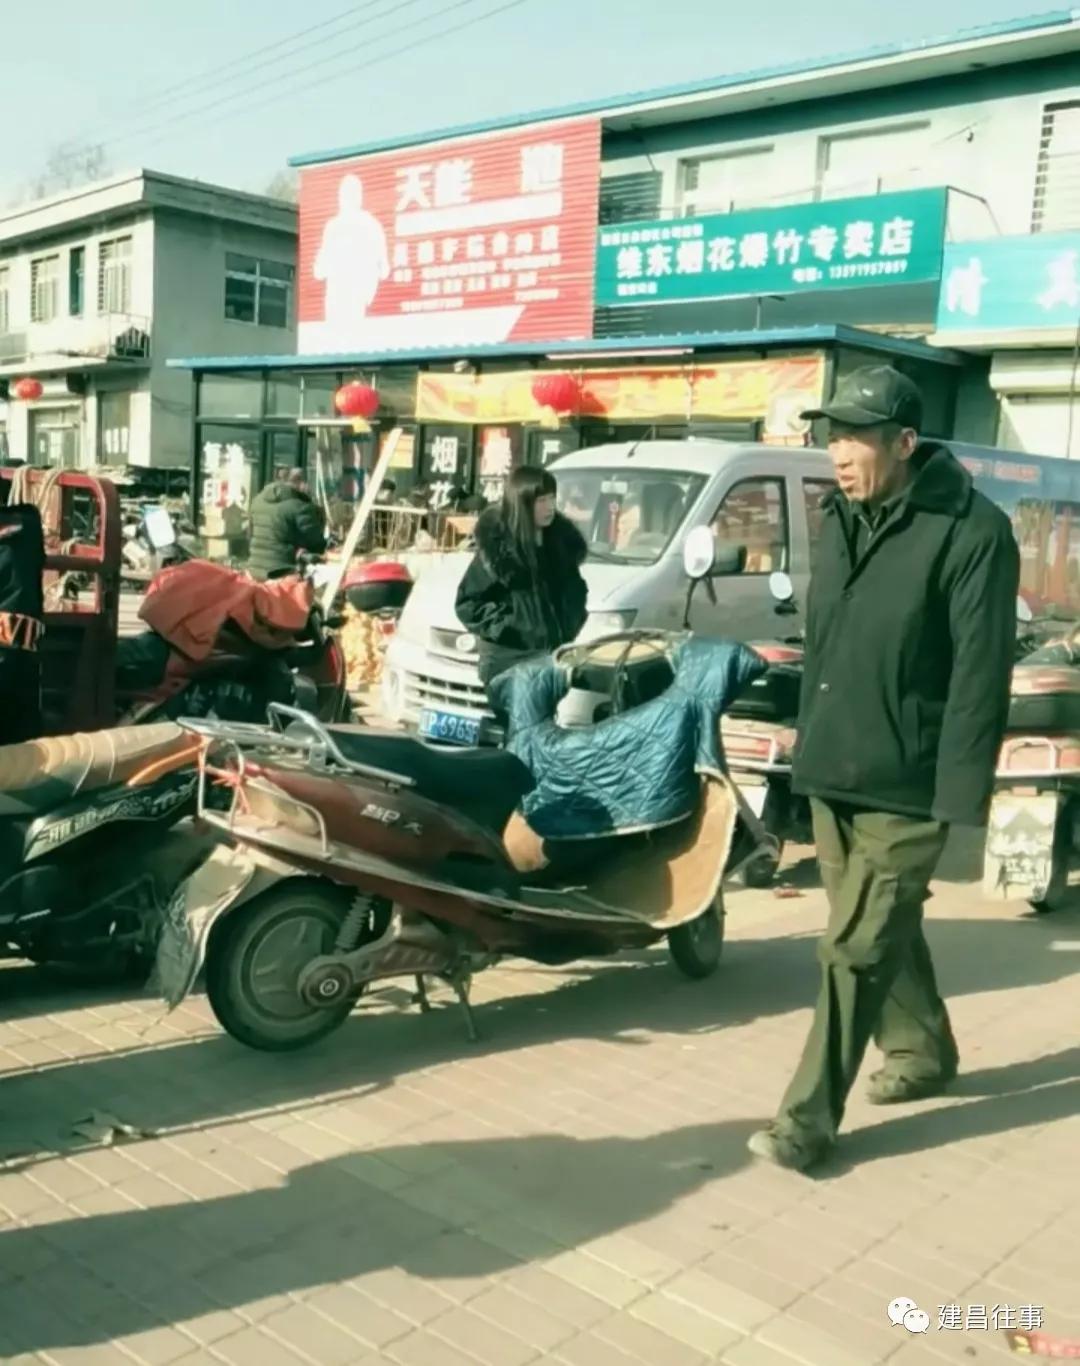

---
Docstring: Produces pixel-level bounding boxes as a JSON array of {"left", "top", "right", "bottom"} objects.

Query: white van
[{"left": 381, "top": 439, "right": 836, "bottom": 744}]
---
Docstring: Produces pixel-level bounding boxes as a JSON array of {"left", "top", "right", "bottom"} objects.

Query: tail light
[
  {"left": 752, "top": 643, "right": 803, "bottom": 665},
  {"left": 998, "top": 734, "right": 1080, "bottom": 777}
]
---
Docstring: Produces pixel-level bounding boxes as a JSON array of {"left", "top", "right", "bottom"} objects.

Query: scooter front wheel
[
  {"left": 667, "top": 899, "right": 725, "bottom": 979},
  {"left": 206, "top": 885, "right": 358, "bottom": 1052}
]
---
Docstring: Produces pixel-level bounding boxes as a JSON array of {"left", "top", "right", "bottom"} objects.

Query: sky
[{"left": 0, "top": 0, "right": 1060, "bottom": 201}]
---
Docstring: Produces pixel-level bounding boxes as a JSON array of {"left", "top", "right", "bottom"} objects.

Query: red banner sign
[{"left": 298, "top": 119, "right": 601, "bottom": 355}]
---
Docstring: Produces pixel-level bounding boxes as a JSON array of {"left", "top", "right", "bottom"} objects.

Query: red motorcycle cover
[{"left": 139, "top": 561, "right": 313, "bottom": 662}]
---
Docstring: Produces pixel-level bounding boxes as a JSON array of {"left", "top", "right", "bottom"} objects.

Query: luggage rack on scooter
[{"left": 178, "top": 703, "right": 417, "bottom": 789}]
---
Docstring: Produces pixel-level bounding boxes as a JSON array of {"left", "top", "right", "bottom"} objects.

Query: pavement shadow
[
  {"left": 1, "top": 962, "right": 146, "bottom": 1015},
  {"left": 848, "top": 1045, "right": 1080, "bottom": 1166},
  {"left": 2, "top": 912, "right": 1076, "bottom": 1168},
  {"left": 0, "top": 1119, "right": 758, "bottom": 1354}
]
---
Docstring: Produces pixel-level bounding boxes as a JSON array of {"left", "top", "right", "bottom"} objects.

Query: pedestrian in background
[
  {"left": 247, "top": 467, "right": 327, "bottom": 581},
  {"left": 456, "top": 465, "right": 588, "bottom": 691},
  {"left": 748, "top": 366, "right": 1019, "bottom": 1172}
]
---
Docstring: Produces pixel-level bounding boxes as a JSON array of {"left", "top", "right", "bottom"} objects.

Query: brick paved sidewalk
[{"left": 2, "top": 848, "right": 1078, "bottom": 1366}]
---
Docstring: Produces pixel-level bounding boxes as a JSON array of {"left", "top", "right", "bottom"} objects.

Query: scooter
[
  {"left": 0, "top": 722, "right": 216, "bottom": 977},
  {"left": 719, "top": 570, "right": 811, "bottom": 887},
  {"left": 984, "top": 597, "right": 1080, "bottom": 913},
  {"left": 153, "top": 527, "right": 773, "bottom": 1051},
  {"left": 115, "top": 553, "right": 350, "bottom": 728}
]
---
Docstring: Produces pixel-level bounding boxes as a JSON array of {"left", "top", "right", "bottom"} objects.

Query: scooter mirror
[
  {"left": 682, "top": 525, "right": 716, "bottom": 581},
  {"left": 1016, "top": 595, "right": 1034, "bottom": 625},
  {"left": 769, "top": 571, "right": 795, "bottom": 603},
  {"left": 143, "top": 506, "right": 177, "bottom": 551}
]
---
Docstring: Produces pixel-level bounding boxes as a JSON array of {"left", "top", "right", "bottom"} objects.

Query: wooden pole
[{"left": 320, "top": 426, "right": 402, "bottom": 615}]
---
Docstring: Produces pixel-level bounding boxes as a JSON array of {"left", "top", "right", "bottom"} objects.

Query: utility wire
[
  {"left": 82, "top": 0, "right": 418, "bottom": 145},
  {"left": 113, "top": 0, "right": 532, "bottom": 158}
]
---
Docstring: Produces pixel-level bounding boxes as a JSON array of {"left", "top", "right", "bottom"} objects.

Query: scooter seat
[
  {"left": 325, "top": 727, "right": 535, "bottom": 836},
  {"left": 0, "top": 723, "right": 193, "bottom": 819}
]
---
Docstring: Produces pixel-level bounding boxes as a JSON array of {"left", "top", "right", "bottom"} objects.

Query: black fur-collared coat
[{"left": 455, "top": 507, "right": 588, "bottom": 684}]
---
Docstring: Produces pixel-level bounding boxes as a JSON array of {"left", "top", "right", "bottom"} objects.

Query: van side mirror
[{"left": 682, "top": 525, "right": 716, "bottom": 581}]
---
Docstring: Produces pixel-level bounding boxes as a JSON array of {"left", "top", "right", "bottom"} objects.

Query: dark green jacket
[
  {"left": 247, "top": 482, "right": 326, "bottom": 580},
  {"left": 792, "top": 443, "right": 1020, "bottom": 827}
]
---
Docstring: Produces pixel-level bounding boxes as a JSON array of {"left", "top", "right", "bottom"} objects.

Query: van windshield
[{"left": 556, "top": 468, "right": 706, "bottom": 565}]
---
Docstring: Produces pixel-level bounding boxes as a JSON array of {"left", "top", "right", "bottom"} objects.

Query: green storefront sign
[{"left": 595, "top": 188, "right": 948, "bottom": 307}]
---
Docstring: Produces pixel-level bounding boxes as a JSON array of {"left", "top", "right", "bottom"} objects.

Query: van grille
[{"left": 404, "top": 670, "right": 493, "bottom": 718}]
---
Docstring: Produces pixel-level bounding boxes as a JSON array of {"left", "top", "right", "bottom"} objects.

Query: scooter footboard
[{"left": 154, "top": 844, "right": 296, "bottom": 1009}]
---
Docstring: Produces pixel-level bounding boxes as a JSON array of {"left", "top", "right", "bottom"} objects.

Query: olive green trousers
[{"left": 777, "top": 798, "right": 957, "bottom": 1140}]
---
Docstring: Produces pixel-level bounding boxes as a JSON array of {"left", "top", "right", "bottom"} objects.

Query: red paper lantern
[
  {"left": 334, "top": 381, "right": 379, "bottom": 420},
  {"left": 12, "top": 377, "right": 43, "bottom": 401},
  {"left": 532, "top": 373, "right": 580, "bottom": 414}
]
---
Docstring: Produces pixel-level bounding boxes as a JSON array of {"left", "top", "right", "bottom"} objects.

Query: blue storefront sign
[
  {"left": 936, "top": 232, "right": 1080, "bottom": 334},
  {"left": 594, "top": 188, "right": 948, "bottom": 308}
]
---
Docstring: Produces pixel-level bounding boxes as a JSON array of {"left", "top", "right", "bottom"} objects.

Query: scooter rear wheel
[
  {"left": 206, "top": 885, "right": 358, "bottom": 1052},
  {"left": 667, "top": 900, "right": 725, "bottom": 979}
]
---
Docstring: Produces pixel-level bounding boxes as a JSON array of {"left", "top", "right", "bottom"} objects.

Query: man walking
[{"left": 748, "top": 366, "right": 1020, "bottom": 1172}]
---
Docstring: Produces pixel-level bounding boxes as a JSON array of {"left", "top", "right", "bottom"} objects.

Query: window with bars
[
  {"left": 224, "top": 253, "right": 294, "bottom": 327},
  {"left": 680, "top": 146, "right": 794, "bottom": 214},
  {"left": 31, "top": 255, "right": 60, "bottom": 322},
  {"left": 816, "top": 122, "right": 931, "bottom": 200},
  {"left": 98, "top": 237, "right": 133, "bottom": 314},
  {"left": 0, "top": 267, "right": 9, "bottom": 334},
  {"left": 1032, "top": 100, "right": 1080, "bottom": 233},
  {"left": 598, "top": 171, "right": 663, "bottom": 225}
]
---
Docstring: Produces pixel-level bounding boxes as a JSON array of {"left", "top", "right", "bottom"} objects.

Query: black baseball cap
[{"left": 800, "top": 365, "right": 923, "bottom": 430}]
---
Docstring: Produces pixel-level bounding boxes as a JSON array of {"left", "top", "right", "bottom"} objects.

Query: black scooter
[{"left": 0, "top": 725, "right": 215, "bottom": 979}]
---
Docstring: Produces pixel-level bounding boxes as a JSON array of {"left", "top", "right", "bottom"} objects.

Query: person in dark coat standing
[
  {"left": 455, "top": 466, "right": 589, "bottom": 689},
  {"left": 247, "top": 468, "right": 327, "bottom": 581},
  {"left": 748, "top": 366, "right": 1020, "bottom": 1172}
]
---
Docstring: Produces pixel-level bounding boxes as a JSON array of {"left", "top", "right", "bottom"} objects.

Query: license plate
[
  {"left": 984, "top": 792, "right": 1060, "bottom": 898},
  {"left": 420, "top": 708, "right": 481, "bottom": 746}
]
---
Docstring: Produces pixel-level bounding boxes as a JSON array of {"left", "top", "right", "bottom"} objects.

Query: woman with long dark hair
[{"left": 456, "top": 465, "right": 589, "bottom": 688}]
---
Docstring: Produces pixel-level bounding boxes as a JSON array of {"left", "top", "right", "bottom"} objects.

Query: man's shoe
[
  {"left": 866, "top": 1067, "right": 957, "bottom": 1105},
  {"left": 747, "top": 1126, "right": 832, "bottom": 1172}
]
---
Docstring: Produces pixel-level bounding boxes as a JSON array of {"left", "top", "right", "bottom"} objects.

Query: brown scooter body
[{"left": 156, "top": 705, "right": 740, "bottom": 1052}]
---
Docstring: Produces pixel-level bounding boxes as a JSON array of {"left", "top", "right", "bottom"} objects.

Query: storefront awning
[{"left": 167, "top": 323, "right": 968, "bottom": 373}]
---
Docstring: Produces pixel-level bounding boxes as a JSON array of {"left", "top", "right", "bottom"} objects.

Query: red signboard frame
[{"left": 297, "top": 119, "right": 601, "bottom": 355}]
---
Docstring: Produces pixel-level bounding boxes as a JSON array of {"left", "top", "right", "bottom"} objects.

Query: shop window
[
  {"left": 197, "top": 424, "right": 259, "bottom": 550},
  {"left": 225, "top": 253, "right": 294, "bottom": 327},
  {"left": 265, "top": 375, "right": 301, "bottom": 418},
  {"left": 419, "top": 426, "right": 472, "bottom": 509},
  {"left": 98, "top": 237, "right": 133, "bottom": 314},
  {"left": 69, "top": 246, "right": 85, "bottom": 317},
  {"left": 300, "top": 373, "right": 340, "bottom": 420},
  {"left": 198, "top": 373, "right": 263, "bottom": 421},
  {"left": 31, "top": 255, "right": 60, "bottom": 322},
  {"left": 1032, "top": 100, "right": 1080, "bottom": 233},
  {"left": 98, "top": 390, "right": 131, "bottom": 462},
  {"left": 711, "top": 477, "right": 789, "bottom": 574}
]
